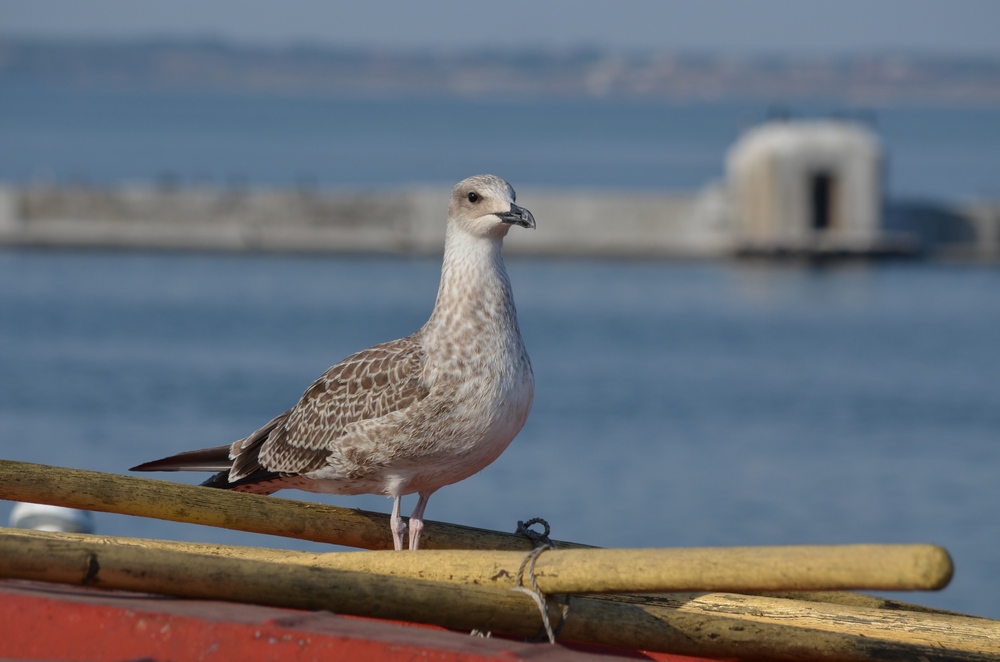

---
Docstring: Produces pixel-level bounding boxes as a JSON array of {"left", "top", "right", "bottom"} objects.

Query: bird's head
[{"left": 448, "top": 174, "right": 536, "bottom": 239}]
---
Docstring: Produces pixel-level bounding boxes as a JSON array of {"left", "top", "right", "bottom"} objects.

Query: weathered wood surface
[
  {"left": 0, "top": 529, "right": 995, "bottom": 661},
  {"left": 751, "top": 591, "right": 979, "bottom": 617},
  {"left": 0, "top": 458, "right": 584, "bottom": 551}
]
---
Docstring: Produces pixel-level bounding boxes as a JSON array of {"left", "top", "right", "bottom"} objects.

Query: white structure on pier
[{"left": 726, "top": 120, "right": 884, "bottom": 253}]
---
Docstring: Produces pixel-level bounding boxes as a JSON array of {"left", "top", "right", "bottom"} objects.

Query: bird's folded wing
[{"left": 231, "top": 334, "right": 430, "bottom": 479}]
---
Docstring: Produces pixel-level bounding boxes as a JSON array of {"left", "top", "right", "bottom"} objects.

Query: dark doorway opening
[{"left": 810, "top": 172, "right": 835, "bottom": 231}]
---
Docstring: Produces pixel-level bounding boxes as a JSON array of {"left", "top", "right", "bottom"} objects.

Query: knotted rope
[{"left": 512, "top": 517, "right": 570, "bottom": 644}]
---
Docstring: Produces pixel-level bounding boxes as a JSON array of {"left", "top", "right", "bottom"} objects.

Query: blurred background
[{"left": 1, "top": 0, "right": 998, "bottom": 618}]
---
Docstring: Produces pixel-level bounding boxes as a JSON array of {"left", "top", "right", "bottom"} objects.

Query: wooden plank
[{"left": 751, "top": 591, "right": 980, "bottom": 617}]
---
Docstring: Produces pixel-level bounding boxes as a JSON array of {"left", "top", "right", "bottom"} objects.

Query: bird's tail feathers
[
  {"left": 130, "top": 409, "right": 292, "bottom": 493},
  {"left": 130, "top": 445, "right": 233, "bottom": 473}
]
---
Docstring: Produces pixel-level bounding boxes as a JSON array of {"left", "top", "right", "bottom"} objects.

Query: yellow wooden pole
[
  {"left": 2, "top": 528, "right": 959, "bottom": 617},
  {"left": 0, "top": 458, "right": 585, "bottom": 550},
  {"left": 0, "top": 527, "right": 952, "bottom": 593},
  {"left": 317, "top": 544, "right": 952, "bottom": 593},
  {"left": 0, "top": 529, "right": 995, "bottom": 661}
]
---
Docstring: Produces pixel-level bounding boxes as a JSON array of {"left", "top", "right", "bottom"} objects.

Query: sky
[{"left": 2, "top": 0, "right": 1000, "bottom": 57}]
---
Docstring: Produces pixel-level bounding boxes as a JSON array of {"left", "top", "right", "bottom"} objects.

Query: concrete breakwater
[
  {"left": 0, "top": 184, "right": 996, "bottom": 260},
  {"left": 0, "top": 184, "right": 728, "bottom": 258}
]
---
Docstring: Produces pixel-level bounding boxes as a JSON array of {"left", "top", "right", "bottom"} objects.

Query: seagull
[{"left": 132, "top": 174, "right": 535, "bottom": 551}]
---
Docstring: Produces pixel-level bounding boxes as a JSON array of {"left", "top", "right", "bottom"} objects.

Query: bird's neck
[{"left": 424, "top": 225, "right": 518, "bottom": 342}]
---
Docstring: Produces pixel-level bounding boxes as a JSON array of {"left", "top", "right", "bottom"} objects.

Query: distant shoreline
[{"left": 3, "top": 37, "right": 1000, "bottom": 105}]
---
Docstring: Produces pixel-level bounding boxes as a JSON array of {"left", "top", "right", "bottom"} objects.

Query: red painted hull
[{"left": 0, "top": 579, "right": 717, "bottom": 662}]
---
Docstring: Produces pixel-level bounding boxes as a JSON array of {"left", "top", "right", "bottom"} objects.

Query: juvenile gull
[{"left": 132, "top": 175, "right": 535, "bottom": 551}]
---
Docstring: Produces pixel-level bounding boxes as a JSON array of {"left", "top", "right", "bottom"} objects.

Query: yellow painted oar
[
  {"left": 0, "top": 528, "right": 993, "bottom": 661},
  {"left": 0, "top": 527, "right": 950, "bottom": 594}
]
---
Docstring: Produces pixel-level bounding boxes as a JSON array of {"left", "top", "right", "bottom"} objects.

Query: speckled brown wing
[{"left": 228, "top": 334, "right": 430, "bottom": 482}]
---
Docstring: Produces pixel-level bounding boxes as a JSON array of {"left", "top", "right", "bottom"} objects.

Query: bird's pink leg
[
  {"left": 407, "top": 492, "right": 433, "bottom": 550},
  {"left": 390, "top": 496, "right": 407, "bottom": 551}
]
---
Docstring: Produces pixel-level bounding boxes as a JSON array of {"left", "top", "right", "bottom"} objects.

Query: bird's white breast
[{"left": 301, "top": 216, "right": 533, "bottom": 498}]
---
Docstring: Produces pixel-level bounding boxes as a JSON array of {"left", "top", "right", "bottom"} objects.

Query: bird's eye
[{"left": 467, "top": 192, "right": 480, "bottom": 203}]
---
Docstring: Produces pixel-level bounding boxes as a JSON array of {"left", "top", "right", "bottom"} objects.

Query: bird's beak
[{"left": 495, "top": 203, "right": 536, "bottom": 229}]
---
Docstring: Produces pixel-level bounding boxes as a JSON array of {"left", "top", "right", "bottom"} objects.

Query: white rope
[{"left": 512, "top": 517, "right": 570, "bottom": 644}]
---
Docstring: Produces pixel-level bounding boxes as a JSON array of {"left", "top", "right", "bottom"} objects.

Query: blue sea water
[
  {"left": 0, "top": 83, "right": 998, "bottom": 199},
  {"left": 0, "top": 85, "right": 999, "bottom": 617},
  {"left": 1, "top": 251, "right": 998, "bottom": 618}
]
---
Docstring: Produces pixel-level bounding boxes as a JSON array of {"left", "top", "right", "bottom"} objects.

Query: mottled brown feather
[{"left": 227, "top": 334, "right": 429, "bottom": 481}]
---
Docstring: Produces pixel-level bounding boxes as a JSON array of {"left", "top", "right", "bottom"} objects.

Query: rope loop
[
  {"left": 512, "top": 516, "right": 569, "bottom": 644},
  {"left": 515, "top": 517, "right": 553, "bottom": 547}
]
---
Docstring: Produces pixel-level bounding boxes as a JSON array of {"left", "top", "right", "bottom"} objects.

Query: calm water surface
[
  {"left": 1, "top": 250, "right": 998, "bottom": 617},
  {"left": 1, "top": 85, "right": 998, "bottom": 199}
]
